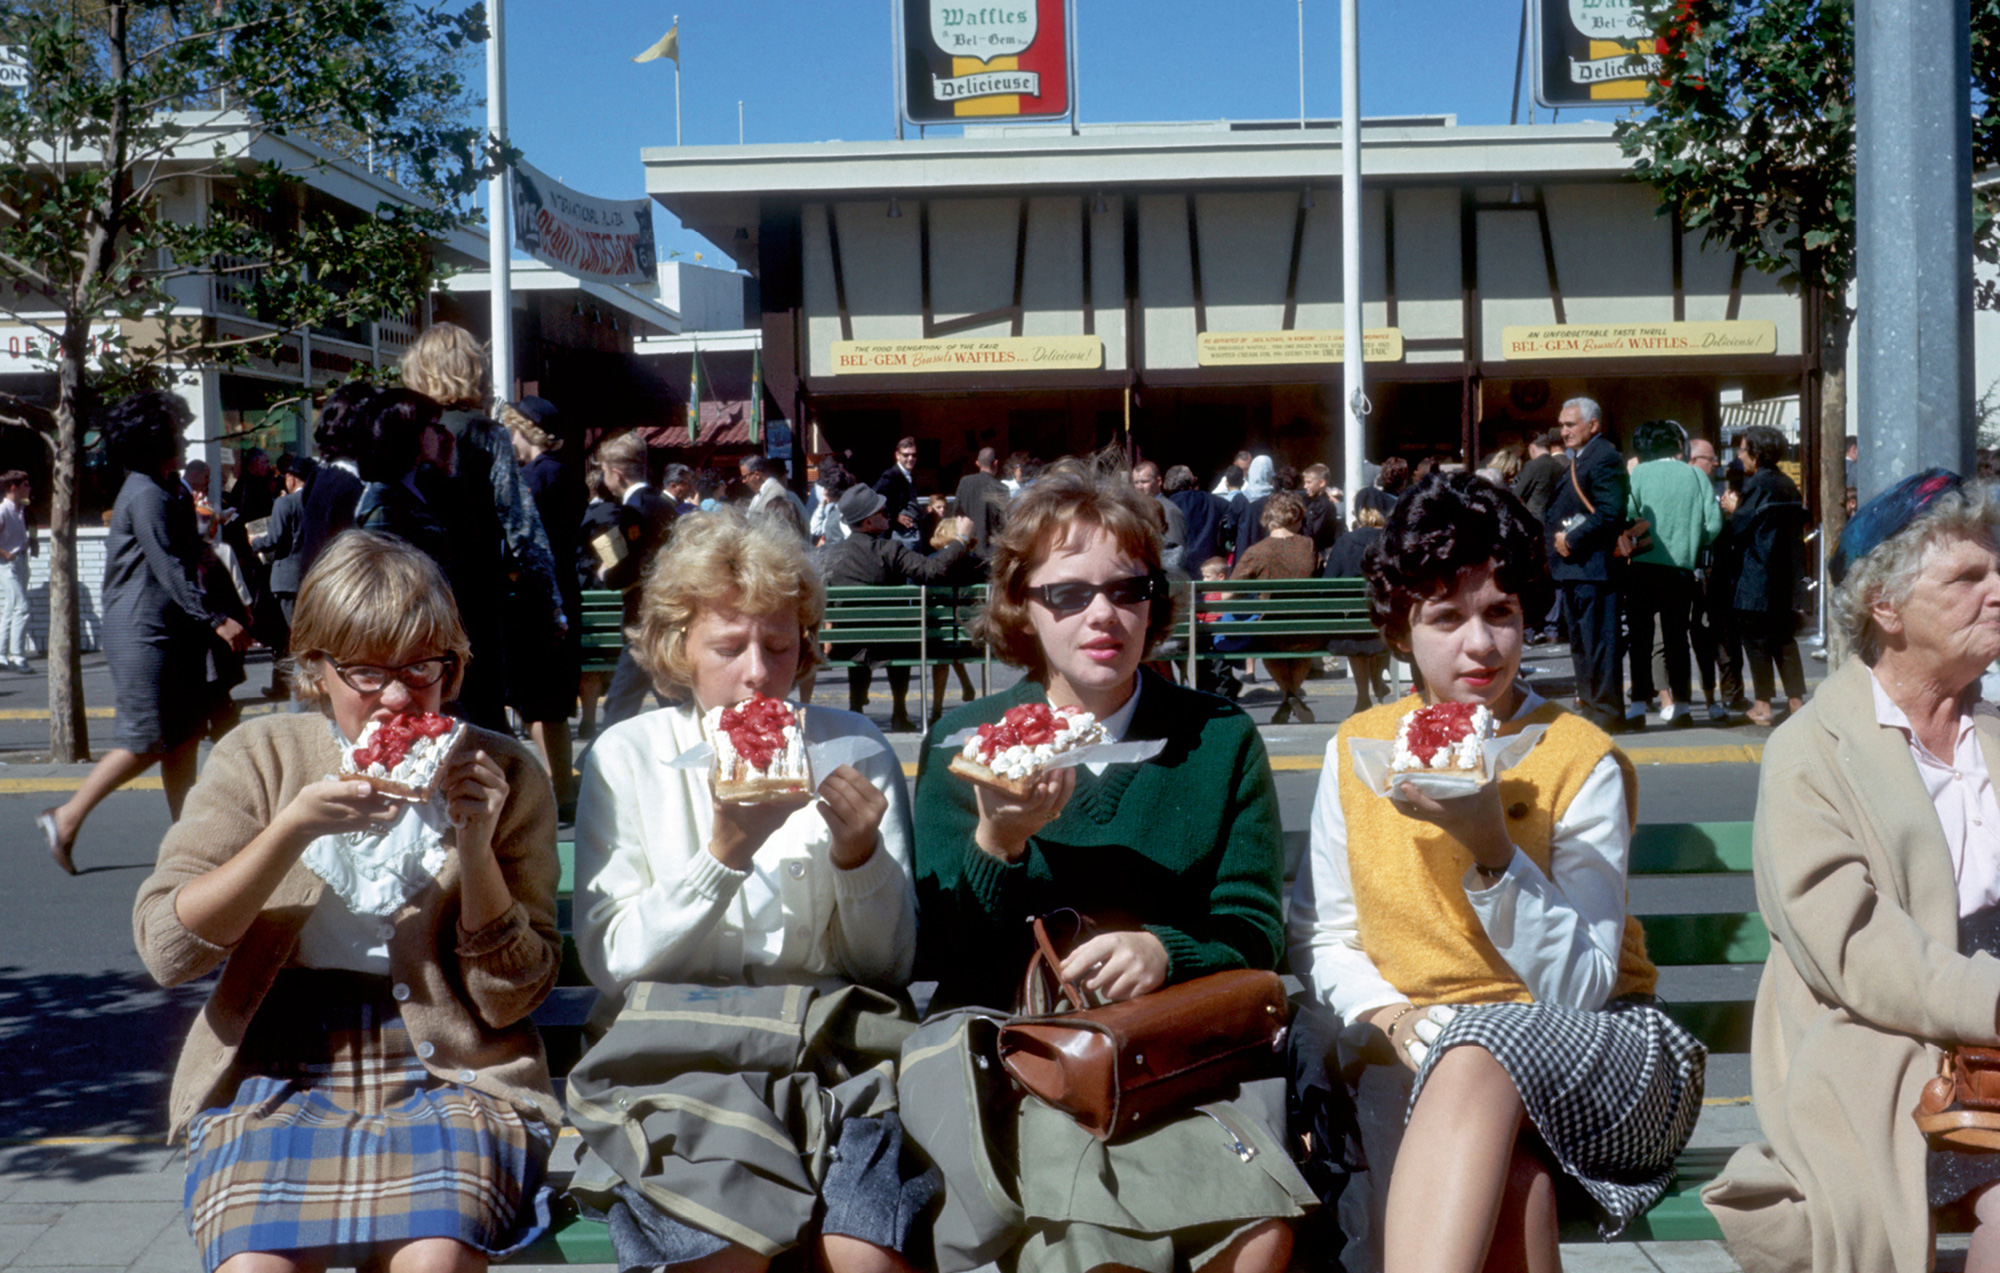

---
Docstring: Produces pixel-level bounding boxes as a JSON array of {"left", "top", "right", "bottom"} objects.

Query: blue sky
[{"left": 494, "top": 0, "right": 1638, "bottom": 266}]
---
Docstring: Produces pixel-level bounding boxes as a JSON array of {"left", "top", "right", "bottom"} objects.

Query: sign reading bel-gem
[
  {"left": 1501, "top": 321, "right": 1778, "bottom": 359},
  {"left": 1197, "top": 329, "right": 1405, "bottom": 366},
  {"left": 1534, "top": 0, "right": 1660, "bottom": 109},
  {"left": 830, "top": 335, "right": 1101, "bottom": 374},
  {"left": 900, "top": 0, "right": 1074, "bottom": 125}
]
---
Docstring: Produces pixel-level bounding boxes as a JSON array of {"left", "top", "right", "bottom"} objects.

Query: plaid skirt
[
  {"left": 183, "top": 969, "right": 553, "bottom": 1273},
  {"left": 1408, "top": 997, "right": 1707, "bottom": 1237}
]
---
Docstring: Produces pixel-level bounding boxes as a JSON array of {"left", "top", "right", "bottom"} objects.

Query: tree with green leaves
[
  {"left": 1618, "top": 0, "right": 2000, "bottom": 557},
  {"left": 0, "top": 0, "right": 490, "bottom": 761}
]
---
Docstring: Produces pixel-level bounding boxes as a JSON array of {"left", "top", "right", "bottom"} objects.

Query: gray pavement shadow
[{"left": 0, "top": 965, "right": 208, "bottom": 1143}]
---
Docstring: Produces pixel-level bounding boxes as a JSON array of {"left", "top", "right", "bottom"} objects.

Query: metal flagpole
[
  {"left": 1339, "top": 0, "right": 1365, "bottom": 520},
  {"left": 486, "top": 0, "right": 512, "bottom": 406},
  {"left": 674, "top": 14, "right": 683, "bottom": 146},
  {"left": 1297, "top": 0, "right": 1306, "bottom": 128}
]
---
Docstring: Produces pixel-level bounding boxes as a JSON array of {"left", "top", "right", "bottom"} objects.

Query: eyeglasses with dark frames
[
  {"left": 331, "top": 654, "right": 458, "bottom": 694},
  {"left": 1027, "top": 574, "right": 1161, "bottom": 617}
]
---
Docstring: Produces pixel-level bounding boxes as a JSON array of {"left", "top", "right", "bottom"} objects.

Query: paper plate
[{"left": 1349, "top": 724, "right": 1549, "bottom": 803}]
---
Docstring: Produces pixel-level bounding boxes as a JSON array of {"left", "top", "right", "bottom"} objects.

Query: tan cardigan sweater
[
  {"left": 1703, "top": 656, "right": 2000, "bottom": 1272},
  {"left": 133, "top": 713, "right": 564, "bottom": 1140}
]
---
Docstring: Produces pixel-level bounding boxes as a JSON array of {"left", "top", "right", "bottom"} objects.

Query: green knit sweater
[{"left": 913, "top": 669, "right": 1286, "bottom": 1012}]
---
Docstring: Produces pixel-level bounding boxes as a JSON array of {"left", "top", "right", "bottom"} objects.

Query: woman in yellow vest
[{"left": 1288, "top": 473, "right": 1706, "bottom": 1272}]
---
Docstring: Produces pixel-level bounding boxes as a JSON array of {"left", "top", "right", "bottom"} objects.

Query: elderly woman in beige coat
[{"left": 1703, "top": 469, "right": 2000, "bottom": 1272}]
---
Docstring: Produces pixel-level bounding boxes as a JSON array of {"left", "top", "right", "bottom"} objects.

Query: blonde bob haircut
[
  {"left": 977, "top": 451, "right": 1175, "bottom": 680},
  {"left": 633, "top": 507, "right": 826, "bottom": 700},
  {"left": 288, "top": 530, "right": 472, "bottom": 706},
  {"left": 401, "top": 323, "right": 489, "bottom": 411},
  {"left": 1833, "top": 484, "right": 2000, "bottom": 666}
]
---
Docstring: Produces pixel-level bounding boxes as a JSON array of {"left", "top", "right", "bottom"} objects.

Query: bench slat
[
  {"left": 1641, "top": 912, "right": 1770, "bottom": 966},
  {"left": 1630, "top": 823, "right": 1756, "bottom": 875}
]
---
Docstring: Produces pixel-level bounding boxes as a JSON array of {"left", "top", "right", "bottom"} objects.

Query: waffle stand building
[{"left": 642, "top": 117, "right": 1818, "bottom": 501}]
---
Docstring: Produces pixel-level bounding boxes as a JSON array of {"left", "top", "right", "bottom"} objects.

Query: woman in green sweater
[{"left": 908, "top": 453, "right": 1312, "bottom": 1273}]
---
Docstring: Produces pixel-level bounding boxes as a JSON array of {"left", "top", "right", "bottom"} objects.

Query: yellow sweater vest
[{"left": 1337, "top": 695, "right": 1657, "bottom": 1007}]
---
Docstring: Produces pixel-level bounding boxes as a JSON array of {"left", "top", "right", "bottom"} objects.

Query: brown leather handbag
[
  {"left": 1914, "top": 1046, "right": 2000, "bottom": 1151},
  {"left": 997, "top": 914, "right": 1291, "bottom": 1142}
]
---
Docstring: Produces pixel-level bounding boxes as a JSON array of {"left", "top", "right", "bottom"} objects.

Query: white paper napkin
[{"left": 1348, "top": 724, "right": 1549, "bottom": 803}]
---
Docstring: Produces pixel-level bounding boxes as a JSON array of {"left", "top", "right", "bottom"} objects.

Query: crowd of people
[{"left": 52, "top": 347, "right": 2000, "bottom": 1272}]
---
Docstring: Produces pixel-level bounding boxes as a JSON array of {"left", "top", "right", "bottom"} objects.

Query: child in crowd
[
  {"left": 1196, "top": 555, "right": 1242, "bottom": 698},
  {"left": 1288, "top": 472, "right": 1705, "bottom": 1272}
]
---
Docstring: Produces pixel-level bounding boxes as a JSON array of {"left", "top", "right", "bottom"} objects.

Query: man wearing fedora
[{"left": 822, "top": 483, "right": 975, "bottom": 731}]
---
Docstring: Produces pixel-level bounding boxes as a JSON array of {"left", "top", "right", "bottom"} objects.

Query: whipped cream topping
[
  {"left": 961, "top": 704, "right": 1109, "bottom": 781},
  {"left": 344, "top": 717, "right": 462, "bottom": 791},
  {"left": 1391, "top": 703, "right": 1494, "bottom": 772}
]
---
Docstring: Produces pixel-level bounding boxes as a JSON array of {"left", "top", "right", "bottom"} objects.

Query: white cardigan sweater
[{"left": 574, "top": 702, "right": 918, "bottom": 995}]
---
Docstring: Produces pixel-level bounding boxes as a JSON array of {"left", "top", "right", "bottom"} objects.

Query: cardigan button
[
  {"left": 457, "top": 1069, "right": 477, "bottom": 1084},
  {"left": 415, "top": 1041, "right": 436, "bottom": 1059},
  {"left": 787, "top": 860, "right": 807, "bottom": 879},
  {"left": 391, "top": 983, "right": 411, "bottom": 1002},
  {"left": 1506, "top": 802, "right": 1530, "bottom": 820}
]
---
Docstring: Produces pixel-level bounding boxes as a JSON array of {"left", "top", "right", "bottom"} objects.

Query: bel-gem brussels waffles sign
[
  {"left": 1535, "top": 0, "right": 1661, "bottom": 108},
  {"left": 899, "top": 0, "right": 1075, "bottom": 125}
]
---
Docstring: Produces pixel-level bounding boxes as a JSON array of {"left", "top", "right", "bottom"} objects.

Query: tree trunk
[
  {"left": 1818, "top": 305, "right": 1852, "bottom": 664},
  {"left": 48, "top": 318, "right": 88, "bottom": 762}
]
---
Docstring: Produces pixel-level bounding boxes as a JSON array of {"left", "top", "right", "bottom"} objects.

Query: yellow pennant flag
[{"left": 633, "top": 23, "right": 679, "bottom": 64}]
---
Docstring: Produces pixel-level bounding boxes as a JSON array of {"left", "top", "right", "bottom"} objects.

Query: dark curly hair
[
  {"left": 1365, "top": 472, "right": 1552, "bottom": 647},
  {"left": 357, "top": 388, "right": 442, "bottom": 483},
  {"left": 314, "top": 382, "right": 379, "bottom": 462},
  {"left": 1632, "top": 418, "right": 1687, "bottom": 463},
  {"left": 98, "top": 390, "right": 190, "bottom": 475},
  {"left": 1739, "top": 424, "right": 1786, "bottom": 470}
]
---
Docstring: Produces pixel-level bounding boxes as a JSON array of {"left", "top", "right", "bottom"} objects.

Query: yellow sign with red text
[
  {"left": 1501, "top": 321, "right": 1777, "bottom": 360},
  {"left": 830, "top": 335, "right": 1102, "bottom": 374}
]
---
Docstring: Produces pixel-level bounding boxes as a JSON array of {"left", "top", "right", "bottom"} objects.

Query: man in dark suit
[
  {"left": 873, "top": 435, "right": 923, "bottom": 549},
  {"left": 822, "top": 484, "right": 973, "bottom": 732},
  {"left": 1300, "top": 462, "right": 1343, "bottom": 560},
  {"left": 952, "top": 446, "right": 1008, "bottom": 560},
  {"left": 593, "top": 431, "right": 678, "bottom": 729},
  {"left": 1511, "top": 430, "right": 1568, "bottom": 523},
  {"left": 1544, "top": 397, "right": 1632, "bottom": 731}
]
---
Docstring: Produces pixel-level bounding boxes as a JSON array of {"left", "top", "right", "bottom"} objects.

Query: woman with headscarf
[
  {"left": 1241, "top": 454, "right": 1276, "bottom": 506},
  {"left": 1703, "top": 470, "right": 2000, "bottom": 1272}
]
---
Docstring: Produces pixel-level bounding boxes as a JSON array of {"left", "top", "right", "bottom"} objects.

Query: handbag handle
[{"left": 1030, "top": 915, "right": 1089, "bottom": 1013}]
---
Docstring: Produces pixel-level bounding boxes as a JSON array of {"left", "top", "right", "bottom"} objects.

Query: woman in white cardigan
[{"left": 571, "top": 507, "right": 922, "bottom": 1273}]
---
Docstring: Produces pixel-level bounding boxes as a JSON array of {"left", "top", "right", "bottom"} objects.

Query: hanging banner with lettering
[
  {"left": 1500, "top": 321, "right": 1778, "bottom": 359},
  {"left": 1535, "top": 0, "right": 1663, "bottom": 108},
  {"left": 830, "top": 335, "right": 1101, "bottom": 374},
  {"left": 900, "top": 0, "right": 1074, "bottom": 125},
  {"left": 510, "top": 159, "right": 658, "bottom": 286},
  {"left": 1197, "top": 329, "right": 1406, "bottom": 366}
]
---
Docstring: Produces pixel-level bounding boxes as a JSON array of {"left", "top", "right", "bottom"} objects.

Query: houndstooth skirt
[
  {"left": 182, "top": 969, "right": 553, "bottom": 1273},
  {"left": 1408, "top": 996, "right": 1707, "bottom": 1236}
]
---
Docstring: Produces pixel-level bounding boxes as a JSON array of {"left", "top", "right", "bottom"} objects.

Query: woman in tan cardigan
[
  {"left": 133, "top": 530, "right": 561, "bottom": 1273},
  {"left": 1703, "top": 470, "right": 2000, "bottom": 1272}
]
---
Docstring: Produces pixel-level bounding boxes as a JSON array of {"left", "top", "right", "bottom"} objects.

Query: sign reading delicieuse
[
  {"left": 830, "top": 335, "right": 1101, "bottom": 374},
  {"left": 1196, "top": 329, "right": 1405, "bottom": 366},
  {"left": 1500, "top": 320, "right": 1778, "bottom": 359}
]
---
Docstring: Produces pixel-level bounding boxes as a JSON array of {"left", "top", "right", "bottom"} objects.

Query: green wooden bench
[
  {"left": 577, "top": 589, "right": 625, "bottom": 678},
  {"left": 518, "top": 823, "right": 1767, "bottom": 1260},
  {"left": 1182, "top": 576, "right": 1405, "bottom": 695},
  {"left": 817, "top": 584, "right": 989, "bottom": 724}
]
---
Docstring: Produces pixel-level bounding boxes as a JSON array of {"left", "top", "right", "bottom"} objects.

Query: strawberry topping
[
  {"left": 1402, "top": 701, "right": 1481, "bottom": 765},
  {"left": 718, "top": 695, "right": 796, "bottom": 770},
  {"left": 351, "top": 711, "right": 455, "bottom": 771},
  {"left": 971, "top": 703, "right": 1088, "bottom": 762}
]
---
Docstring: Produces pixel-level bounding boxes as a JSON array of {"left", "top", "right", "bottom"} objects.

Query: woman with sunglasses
[
  {"left": 134, "top": 530, "right": 562, "bottom": 1273},
  {"left": 908, "top": 453, "right": 1311, "bottom": 1273}
]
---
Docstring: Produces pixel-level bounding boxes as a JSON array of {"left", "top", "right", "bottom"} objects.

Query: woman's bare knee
[
  {"left": 818, "top": 1233, "right": 918, "bottom": 1273},
  {"left": 1195, "top": 1219, "right": 1293, "bottom": 1273},
  {"left": 1420, "top": 1044, "right": 1523, "bottom": 1110},
  {"left": 217, "top": 1254, "right": 326, "bottom": 1273},
  {"left": 383, "top": 1238, "right": 484, "bottom": 1273}
]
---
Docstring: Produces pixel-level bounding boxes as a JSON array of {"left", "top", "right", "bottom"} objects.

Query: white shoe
[{"left": 1659, "top": 702, "right": 1681, "bottom": 724}]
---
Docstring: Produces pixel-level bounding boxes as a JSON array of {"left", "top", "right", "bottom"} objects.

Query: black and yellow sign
[
  {"left": 900, "top": 0, "right": 1074, "bottom": 124},
  {"left": 1536, "top": 0, "right": 1660, "bottom": 108}
]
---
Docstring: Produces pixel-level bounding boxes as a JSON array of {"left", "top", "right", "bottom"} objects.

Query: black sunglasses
[
  {"left": 1028, "top": 574, "right": 1161, "bottom": 617},
  {"left": 331, "top": 654, "right": 458, "bottom": 694}
]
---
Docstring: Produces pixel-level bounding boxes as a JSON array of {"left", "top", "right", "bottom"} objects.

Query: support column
[{"left": 1854, "top": 0, "right": 1974, "bottom": 496}]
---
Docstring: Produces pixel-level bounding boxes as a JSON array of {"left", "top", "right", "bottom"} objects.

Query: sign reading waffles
[{"left": 901, "top": 0, "right": 1074, "bottom": 125}]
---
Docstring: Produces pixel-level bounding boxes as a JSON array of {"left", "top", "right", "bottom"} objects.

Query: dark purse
[
  {"left": 1915, "top": 1047, "right": 2000, "bottom": 1151},
  {"left": 997, "top": 913, "right": 1291, "bottom": 1142}
]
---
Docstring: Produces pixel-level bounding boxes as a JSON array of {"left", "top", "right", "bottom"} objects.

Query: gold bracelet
[{"left": 1381, "top": 1004, "right": 1419, "bottom": 1040}]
